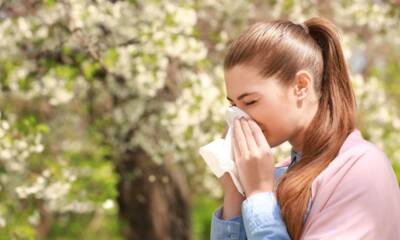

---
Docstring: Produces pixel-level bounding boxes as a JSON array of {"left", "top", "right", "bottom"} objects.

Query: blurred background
[{"left": 0, "top": 0, "right": 399, "bottom": 239}]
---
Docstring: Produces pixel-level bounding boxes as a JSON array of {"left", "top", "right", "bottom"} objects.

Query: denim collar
[{"left": 289, "top": 149, "right": 302, "bottom": 169}]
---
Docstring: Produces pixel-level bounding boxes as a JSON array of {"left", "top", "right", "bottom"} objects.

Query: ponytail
[{"left": 276, "top": 17, "right": 356, "bottom": 239}]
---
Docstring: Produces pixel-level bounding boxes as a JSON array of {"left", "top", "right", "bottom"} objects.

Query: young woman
[{"left": 210, "top": 17, "right": 400, "bottom": 240}]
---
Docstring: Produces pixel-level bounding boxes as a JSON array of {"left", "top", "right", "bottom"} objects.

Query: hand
[
  {"left": 232, "top": 117, "right": 275, "bottom": 197},
  {"left": 218, "top": 172, "right": 245, "bottom": 219}
]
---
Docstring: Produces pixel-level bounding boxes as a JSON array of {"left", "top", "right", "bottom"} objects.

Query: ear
[{"left": 293, "top": 70, "right": 313, "bottom": 100}]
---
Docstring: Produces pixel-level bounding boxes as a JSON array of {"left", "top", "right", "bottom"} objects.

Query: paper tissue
[{"left": 198, "top": 106, "right": 249, "bottom": 196}]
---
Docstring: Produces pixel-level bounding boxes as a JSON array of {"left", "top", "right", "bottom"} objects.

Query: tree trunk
[{"left": 116, "top": 146, "right": 191, "bottom": 240}]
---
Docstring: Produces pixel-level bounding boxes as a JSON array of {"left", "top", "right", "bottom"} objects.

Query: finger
[
  {"left": 232, "top": 135, "right": 245, "bottom": 191},
  {"left": 240, "top": 118, "right": 258, "bottom": 153},
  {"left": 232, "top": 130, "right": 246, "bottom": 187},
  {"left": 232, "top": 134, "right": 240, "bottom": 163},
  {"left": 233, "top": 117, "right": 248, "bottom": 158},
  {"left": 248, "top": 120, "right": 271, "bottom": 151}
]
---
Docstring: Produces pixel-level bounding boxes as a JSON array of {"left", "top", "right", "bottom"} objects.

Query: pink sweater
[{"left": 277, "top": 129, "right": 400, "bottom": 239}]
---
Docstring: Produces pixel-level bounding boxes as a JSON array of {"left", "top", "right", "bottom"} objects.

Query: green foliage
[
  {"left": 192, "top": 194, "right": 220, "bottom": 240},
  {"left": 392, "top": 161, "right": 400, "bottom": 185}
]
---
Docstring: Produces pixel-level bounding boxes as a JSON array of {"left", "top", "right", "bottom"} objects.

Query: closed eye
[
  {"left": 245, "top": 100, "right": 257, "bottom": 106},
  {"left": 229, "top": 100, "right": 257, "bottom": 107}
]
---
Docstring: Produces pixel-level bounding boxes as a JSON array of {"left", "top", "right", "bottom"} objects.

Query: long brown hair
[{"left": 223, "top": 17, "right": 356, "bottom": 239}]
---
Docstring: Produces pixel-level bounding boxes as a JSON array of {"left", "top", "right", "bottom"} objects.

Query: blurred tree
[{"left": 0, "top": 0, "right": 399, "bottom": 239}]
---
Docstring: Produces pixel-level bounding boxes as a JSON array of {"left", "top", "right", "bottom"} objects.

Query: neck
[
  {"left": 289, "top": 127, "right": 305, "bottom": 154},
  {"left": 289, "top": 102, "right": 319, "bottom": 154}
]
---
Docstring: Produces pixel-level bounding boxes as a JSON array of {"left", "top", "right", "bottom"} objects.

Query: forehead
[
  {"left": 224, "top": 64, "right": 270, "bottom": 98},
  {"left": 224, "top": 64, "right": 288, "bottom": 100},
  {"left": 224, "top": 64, "right": 263, "bottom": 88}
]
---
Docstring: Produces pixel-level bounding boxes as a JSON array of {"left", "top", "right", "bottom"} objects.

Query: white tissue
[{"left": 198, "top": 106, "right": 249, "bottom": 196}]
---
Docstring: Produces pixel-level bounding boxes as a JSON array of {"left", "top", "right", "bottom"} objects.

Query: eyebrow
[{"left": 226, "top": 92, "right": 257, "bottom": 102}]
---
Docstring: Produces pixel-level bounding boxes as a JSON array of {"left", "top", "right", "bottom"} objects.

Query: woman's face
[{"left": 224, "top": 64, "right": 317, "bottom": 150}]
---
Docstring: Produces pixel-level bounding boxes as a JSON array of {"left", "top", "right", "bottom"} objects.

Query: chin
[
  {"left": 263, "top": 131, "right": 284, "bottom": 148},
  {"left": 262, "top": 131, "right": 273, "bottom": 146}
]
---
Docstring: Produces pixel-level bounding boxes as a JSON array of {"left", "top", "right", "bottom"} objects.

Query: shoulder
[
  {"left": 304, "top": 140, "right": 400, "bottom": 238},
  {"left": 311, "top": 139, "right": 399, "bottom": 201},
  {"left": 321, "top": 139, "right": 391, "bottom": 181},
  {"left": 339, "top": 139, "right": 393, "bottom": 181},
  {"left": 342, "top": 140, "right": 397, "bottom": 192}
]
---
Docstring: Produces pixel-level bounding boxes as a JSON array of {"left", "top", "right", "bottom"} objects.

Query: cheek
[{"left": 251, "top": 102, "right": 294, "bottom": 145}]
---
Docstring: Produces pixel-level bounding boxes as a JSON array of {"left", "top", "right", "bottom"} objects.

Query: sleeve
[
  {"left": 210, "top": 167, "right": 291, "bottom": 240},
  {"left": 241, "top": 192, "right": 291, "bottom": 240},
  {"left": 210, "top": 205, "right": 247, "bottom": 240}
]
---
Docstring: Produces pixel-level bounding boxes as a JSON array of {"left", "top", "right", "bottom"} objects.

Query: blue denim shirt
[{"left": 210, "top": 150, "right": 312, "bottom": 240}]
